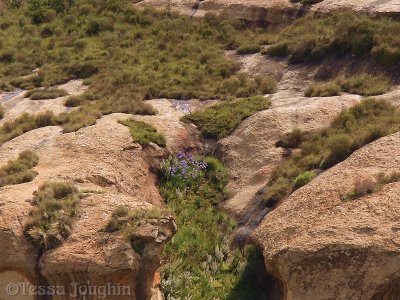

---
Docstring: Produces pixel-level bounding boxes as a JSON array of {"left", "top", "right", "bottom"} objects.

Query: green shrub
[
  {"left": 264, "top": 99, "right": 400, "bottom": 204},
  {"left": 371, "top": 44, "right": 400, "bottom": 67},
  {"left": 25, "top": 88, "right": 68, "bottom": 100},
  {"left": 119, "top": 119, "right": 166, "bottom": 147},
  {"left": 305, "top": 74, "right": 391, "bottom": 97},
  {"left": 24, "top": 181, "right": 81, "bottom": 251},
  {"left": 276, "top": 128, "right": 304, "bottom": 148},
  {"left": 105, "top": 205, "right": 167, "bottom": 236},
  {"left": 0, "top": 105, "right": 4, "bottom": 119},
  {"left": 304, "top": 82, "right": 341, "bottom": 97},
  {"left": 0, "top": 111, "right": 58, "bottom": 145},
  {"left": 265, "top": 43, "right": 289, "bottom": 57},
  {"left": 182, "top": 96, "right": 271, "bottom": 139},
  {"left": 265, "top": 12, "right": 400, "bottom": 67},
  {"left": 338, "top": 74, "right": 391, "bottom": 96},
  {"left": 0, "top": 150, "right": 39, "bottom": 187},
  {"left": 237, "top": 45, "right": 261, "bottom": 55},
  {"left": 293, "top": 171, "right": 315, "bottom": 189}
]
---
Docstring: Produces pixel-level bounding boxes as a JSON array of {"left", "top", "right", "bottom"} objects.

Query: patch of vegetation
[
  {"left": 338, "top": 74, "right": 391, "bottom": 96},
  {"left": 0, "top": 1, "right": 275, "bottom": 137},
  {"left": 105, "top": 205, "right": 168, "bottom": 235},
  {"left": 0, "top": 105, "right": 4, "bottom": 119},
  {"left": 0, "top": 150, "right": 38, "bottom": 187},
  {"left": 182, "top": 96, "right": 272, "bottom": 139},
  {"left": 305, "top": 74, "right": 391, "bottom": 97},
  {"left": 119, "top": 119, "right": 166, "bottom": 147},
  {"left": 343, "top": 172, "right": 400, "bottom": 200},
  {"left": 25, "top": 88, "right": 68, "bottom": 100},
  {"left": 266, "top": 99, "right": 400, "bottom": 206},
  {"left": 0, "top": 106, "right": 105, "bottom": 144},
  {"left": 159, "top": 152, "right": 267, "bottom": 299},
  {"left": 0, "top": 111, "right": 59, "bottom": 144},
  {"left": 304, "top": 82, "right": 341, "bottom": 97},
  {"left": 237, "top": 45, "right": 261, "bottom": 55},
  {"left": 24, "top": 181, "right": 81, "bottom": 251},
  {"left": 64, "top": 92, "right": 97, "bottom": 107},
  {"left": 266, "top": 12, "right": 400, "bottom": 67}
]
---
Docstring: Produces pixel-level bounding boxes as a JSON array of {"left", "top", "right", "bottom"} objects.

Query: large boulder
[{"left": 253, "top": 132, "right": 400, "bottom": 300}]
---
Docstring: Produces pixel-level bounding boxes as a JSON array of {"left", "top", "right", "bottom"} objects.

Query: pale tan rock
[
  {"left": 219, "top": 94, "right": 361, "bottom": 216},
  {"left": 136, "top": 0, "right": 300, "bottom": 23},
  {"left": 136, "top": 0, "right": 400, "bottom": 21},
  {"left": 0, "top": 99, "right": 195, "bottom": 299},
  {"left": 0, "top": 80, "right": 87, "bottom": 125},
  {"left": 253, "top": 131, "right": 400, "bottom": 300}
]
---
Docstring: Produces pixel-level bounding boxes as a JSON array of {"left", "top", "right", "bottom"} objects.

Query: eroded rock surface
[
  {"left": 219, "top": 92, "right": 361, "bottom": 216},
  {"left": 0, "top": 99, "right": 197, "bottom": 299},
  {"left": 137, "top": 0, "right": 400, "bottom": 21},
  {"left": 253, "top": 132, "right": 400, "bottom": 300}
]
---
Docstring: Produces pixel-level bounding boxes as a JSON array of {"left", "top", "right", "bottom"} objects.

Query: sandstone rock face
[
  {"left": 252, "top": 131, "right": 400, "bottom": 300},
  {"left": 137, "top": 0, "right": 300, "bottom": 23},
  {"left": 219, "top": 90, "right": 361, "bottom": 216},
  {"left": 137, "top": 0, "right": 400, "bottom": 21},
  {"left": 312, "top": 0, "right": 400, "bottom": 17},
  {"left": 0, "top": 99, "right": 195, "bottom": 299},
  {"left": 0, "top": 80, "right": 87, "bottom": 125}
]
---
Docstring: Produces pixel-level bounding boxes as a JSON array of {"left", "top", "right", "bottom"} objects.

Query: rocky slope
[
  {"left": 137, "top": 0, "right": 400, "bottom": 21},
  {"left": 0, "top": 99, "right": 198, "bottom": 299},
  {"left": 252, "top": 131, "right": 400, "bottom": 300}
]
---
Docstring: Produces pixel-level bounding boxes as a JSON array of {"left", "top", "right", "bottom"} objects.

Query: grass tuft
[
  {"left": 24, "top": 181, "right": 81, "bottom": 251},
  {"left": 265, "top": 99, "right": 400, "bottom": 205},
  {"left": 182, "top": 96, "right": 271, "bottom": 139},
  {"left": 119, "top": 119, "right": 166, "bottom": 147},
  {"left": 25, "top": 88, "right": 68, "bottom": 100},
  {"left": 305, "top": 74, "right": 391, "bottom": 97},
  {"left": 0, "top": 150, "right": 39, "bottom": 187}
]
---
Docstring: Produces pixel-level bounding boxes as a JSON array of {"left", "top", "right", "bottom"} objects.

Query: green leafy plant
[
  {"left": 119, "top": 119, "right": 166, "bottom": 147},
  {"left": 182, "top": 96, "right": 272, "bottom": 139}
]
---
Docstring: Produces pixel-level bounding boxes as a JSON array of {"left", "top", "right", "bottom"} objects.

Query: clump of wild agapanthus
[{"left": 160, "top": 151, "right": 208, "bottom": 188}]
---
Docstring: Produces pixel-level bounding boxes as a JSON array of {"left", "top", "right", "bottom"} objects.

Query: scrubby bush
[
  {"left": 264, "top": 99, "right": 400, "bottom": 204},
  {"left": 0, "top": 150, "right": 39, "bottom": 187},
  {"left": 182, "top": 96, "right": 271, "bottom": 139},
  {"left": 237, "top": 45, "right": 261, "bottom": 55},
  {"left": 119, "top": 119, "right": 166, "bottom": 147},
  {"left": 276, "top": 129, "right": 304, "bottom": 148},
  {"left": 304, "top": 82, "right": 341, "bottom": 97},
  {"left": 293, "top": 171, "right": 315, "bottom": 189},
  {"left": 305, "top": 74, "right": 391, "bottom": 97},
  {"left": 0, "top": 105, "right": 4, "bottom": 119},
  {"left": 105, "top": 205, "right": 167, "bottom": 235},
  {"left": 64, "top": 92, "right": 97, "bottom": 107},
  {"left": 24, "top": 181, "right": 81, "bottom": 251},
  {"left": 344, "top": 172, "right": 400, "bottom": 200},
  {"left": 265, "top": 12, "right": 400, "bottom": 67},
  {"left": 25, "top": 88, "right": 68, "bottom": 100},
  {"left": 0, "top": 111, "right": 58, "bottom": 144},
  {"left": 338, "top": 74, "right": 391, "bottom": 96}
]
